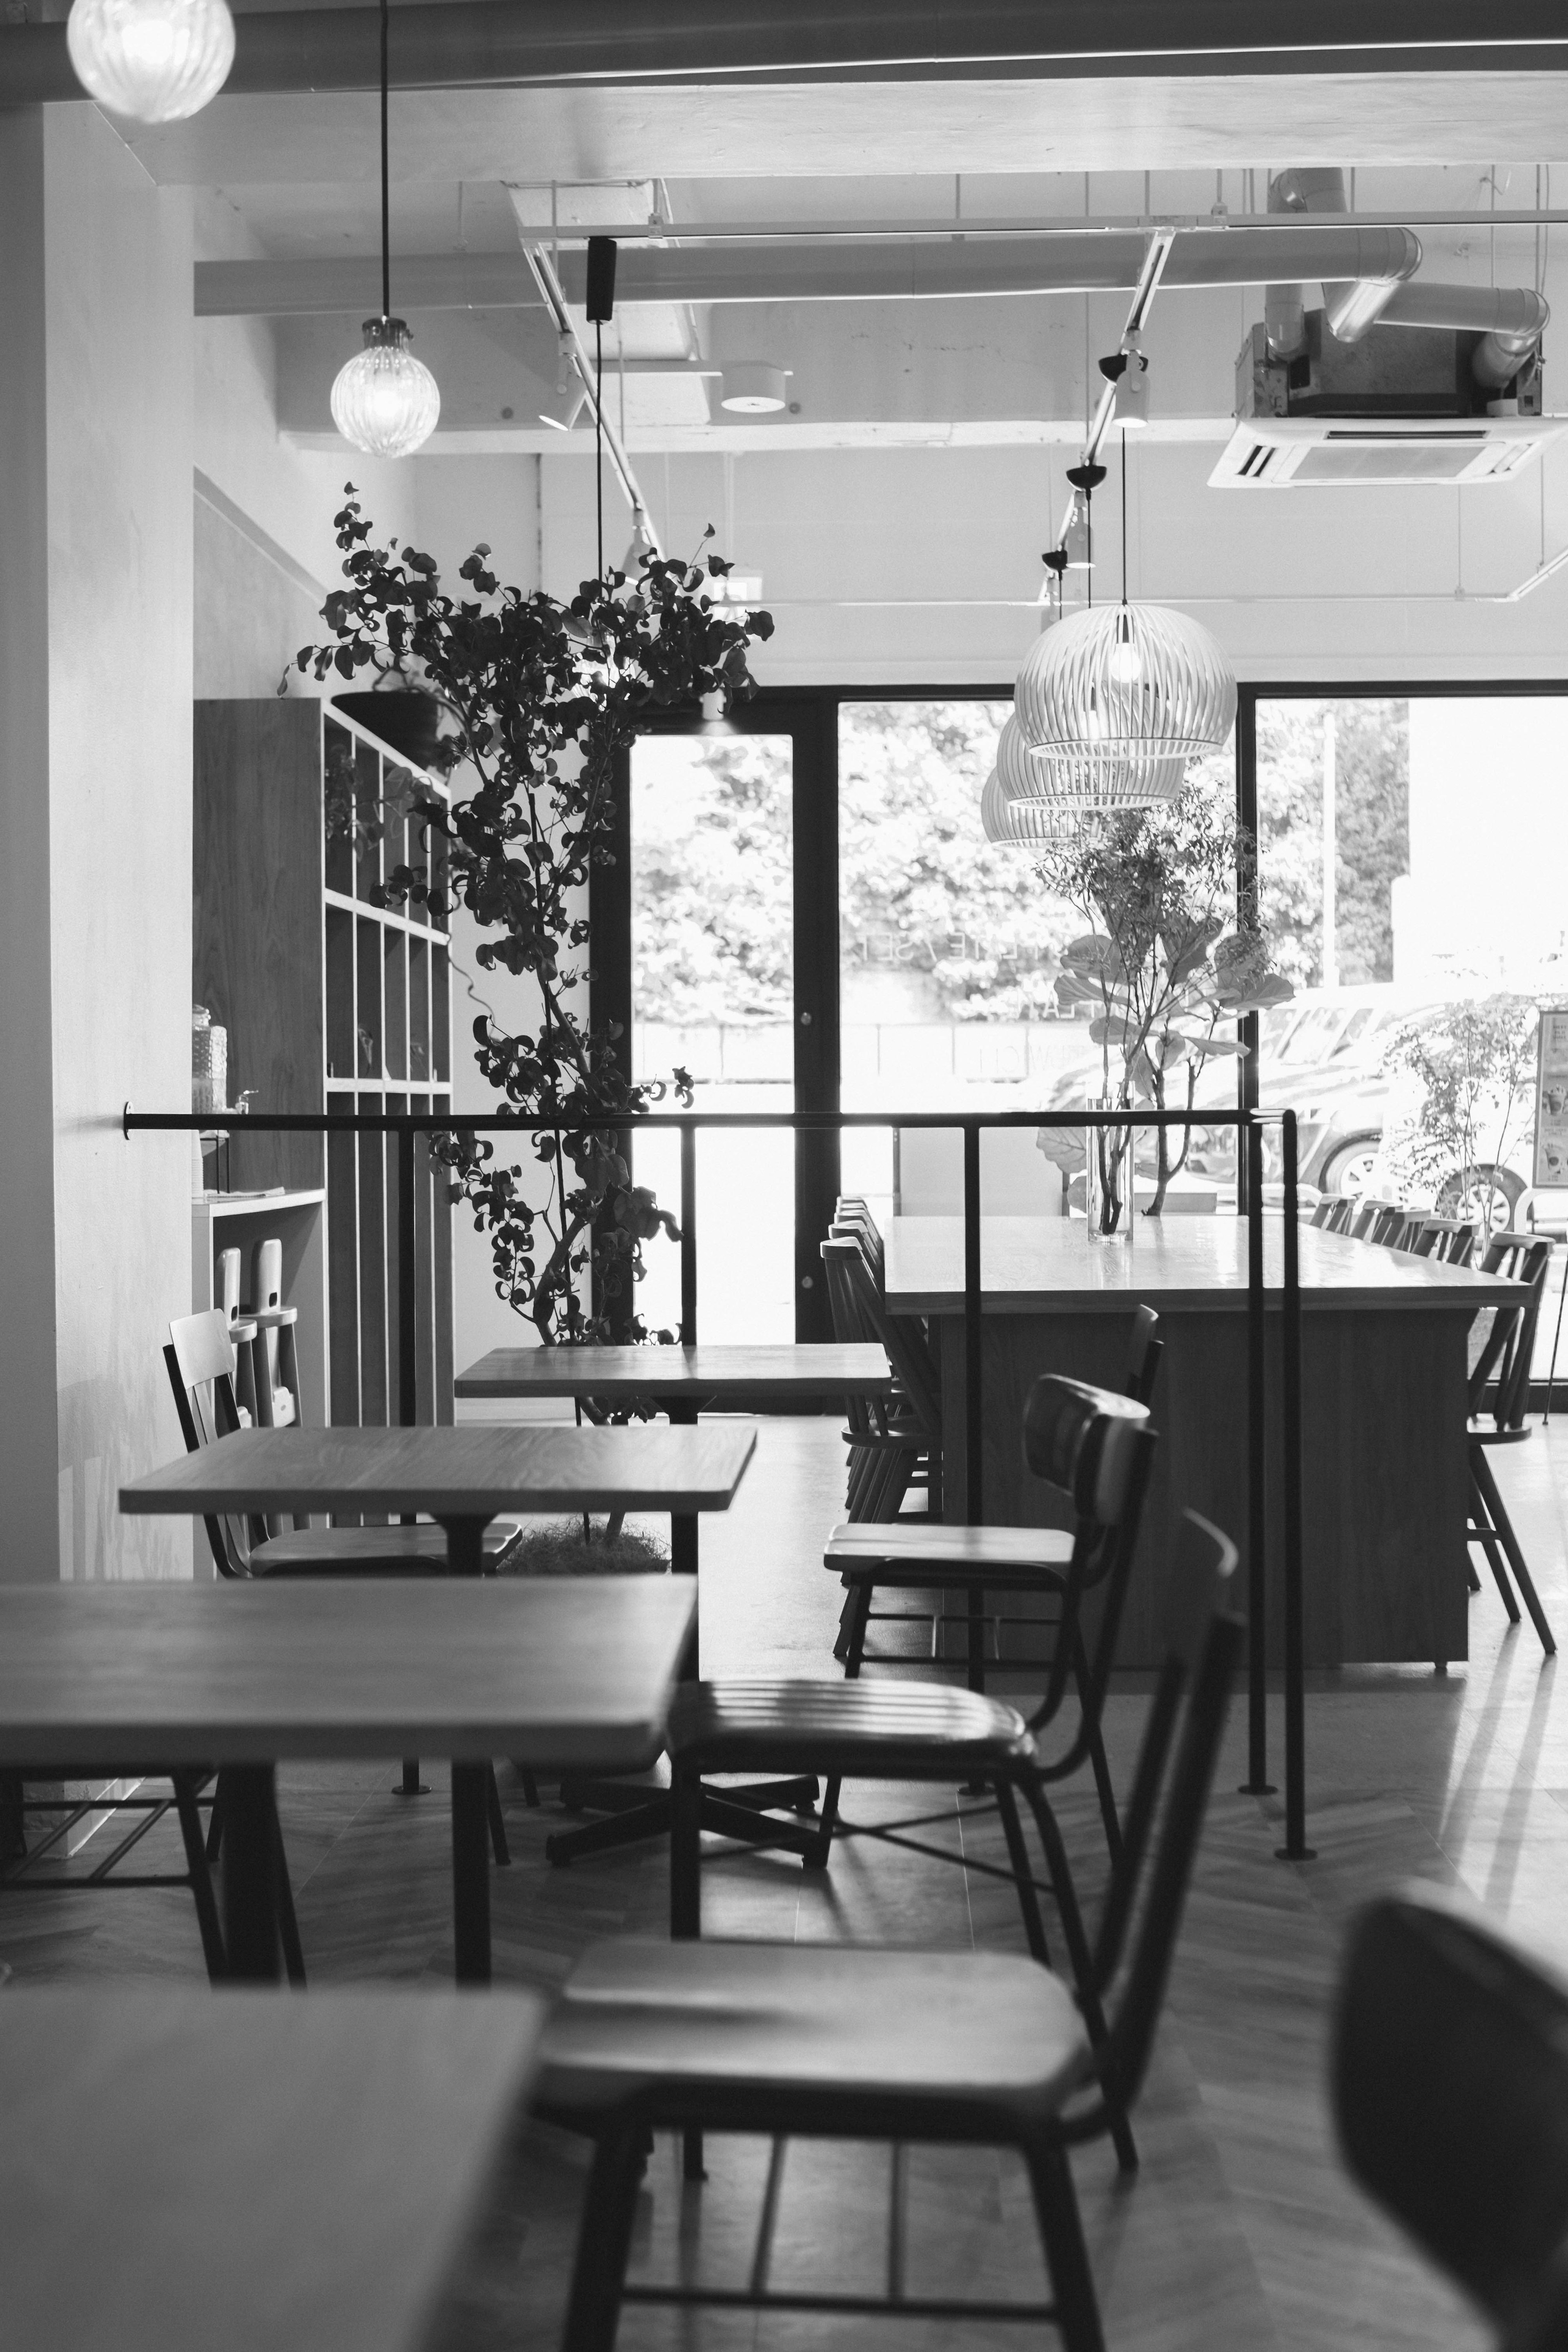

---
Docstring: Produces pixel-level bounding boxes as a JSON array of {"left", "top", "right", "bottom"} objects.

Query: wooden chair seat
[
  {"left": 249, "top": 1523, "right": 523, "bottom": 1576},
  {"left": 669, "top": 1679, "right": 1036, "bottom": 1780},
  {"left": 826, "top": 1520, "right": 1074, "bottom": 1588},
  {"left": 537, "top": 1938, "right": 1091, "bottom": 2122}
]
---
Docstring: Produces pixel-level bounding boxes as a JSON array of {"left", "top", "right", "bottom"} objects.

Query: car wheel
[
  {"left": 1435, "top": 1165, "right": 1524, "bottom": 1232},
  {"left": 1319, "top": 1139, "right": 1382, "bottom": 1198}
]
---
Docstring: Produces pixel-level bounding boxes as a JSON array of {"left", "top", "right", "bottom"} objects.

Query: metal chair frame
[
  {"left": 828, "top": 1303, "right": 1162, "bottom": 1689},
  {"left": 546, "top": 1513, "right": 1243, "bottom": 2352},
  {"left": 1466, "top": 1232, "right": 1556, "bottom": 1653},
  {"left": 1334, "top": 1883, "right": 1568, "bottom": 2351},
  {"left": 0, "top": 1765, "right": 305, "bottom": 1984},
  {"left": 668, "top": 1383, "right": 1159, "bottom": 2173}
]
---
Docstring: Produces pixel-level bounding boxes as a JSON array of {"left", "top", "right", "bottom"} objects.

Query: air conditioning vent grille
[
  {"left": 1210, "top": 414, "right": 1562, "bottom": 489},
  {"left": 1296, "top": 442, "right": 1478, "bottom": 483}
]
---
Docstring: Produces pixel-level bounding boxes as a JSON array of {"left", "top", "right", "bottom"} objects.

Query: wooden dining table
[
  {"left": 886, "top": 1214, "right": 1529, "bottom": 1670},
  {"left": 452, "top": 1345, "right": 891, "bottom": 1865},
  {"left": 0, "top": 1984, "right": 544, "bottom": 2352},
  {"left": 118, "top": 1417, "right": 756, "bottom": 1977},
  {"left": 454, "top": 1343, "right": 893, "bottom": 1575}
]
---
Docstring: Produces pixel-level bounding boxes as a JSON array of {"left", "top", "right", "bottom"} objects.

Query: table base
[{"left": 544, "top": 1777, "right": 822, "bottom": 1868}]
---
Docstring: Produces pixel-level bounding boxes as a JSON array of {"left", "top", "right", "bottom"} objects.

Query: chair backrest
[
  {"left": 1471, "top": 1232, "right": 1554, "bottom": 1431},
  {"left": 1325, "top": 1197, "right": 1356, "bottom": 1235},
  {"left": 1348, "top": 1198, "right": 1396, "bottom": 1241},
  {"left": 1018, "top": 1376, "right": 1157, "bottom": 1744},
  {"left": 1124, "top": 1305, "right": 1163, "bottom": 1408},
  {"left": 1368, "top": 1205, "right": 1408, "bottom": 1247},
  {"left": 1410, "top": 1216, "right": 1477, "bottom": 1266},
  {"left": 164, "top": 1309, "right": 253, "bottom": 1577},
  {"left": 1085, "top": 1510, "right": 1241, "bottom": 2116},
  {"left": 820, "top": 1237, "right": 942, "bottom": 1441},
  {"left": 1309, "top": 1199, "right": 1336, "bottom": 1229},
  {"left": 1333, "top": 1884, "right": 1568, "bottom": 2343}
]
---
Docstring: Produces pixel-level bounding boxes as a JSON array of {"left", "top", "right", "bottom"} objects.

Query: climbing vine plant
[{"left": 296, "top": 488, "right": 774, "bottom": 1343}]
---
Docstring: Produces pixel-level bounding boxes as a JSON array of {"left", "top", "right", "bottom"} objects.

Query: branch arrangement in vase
[
  {"left": 294, "top": 488, "right": 774, "bottom": 1343},
  {"left": 1036, "top": 781, "right": 1294, "bottom": 1216}
]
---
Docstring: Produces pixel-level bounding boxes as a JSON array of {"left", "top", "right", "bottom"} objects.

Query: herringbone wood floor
[{"left": 11, "top": 1412, "right": 1568, "bottom": 2349}]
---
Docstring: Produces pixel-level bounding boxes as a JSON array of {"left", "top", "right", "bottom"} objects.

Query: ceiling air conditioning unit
[{"left": 1210, "top": 311, "right": 1562, "bottom": 488}]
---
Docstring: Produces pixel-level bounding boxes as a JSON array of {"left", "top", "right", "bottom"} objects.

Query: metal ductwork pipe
[
  {"left": 554, "top": 223, "right": 1423, "bottom": 307},
  {"left": 1375, "top": 280, "right": 1551, "bottom": 386},
  {"left": 1267, "top": 165, "right": 1419, "bottom": 347}
]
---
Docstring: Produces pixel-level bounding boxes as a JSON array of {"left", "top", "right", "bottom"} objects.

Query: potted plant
[
  {"left": 295, "top": 488, "right": 773, "bottom": 1344},
  {"left": 1035, "top": 780, "right": 1293, "bottom": 1226}
]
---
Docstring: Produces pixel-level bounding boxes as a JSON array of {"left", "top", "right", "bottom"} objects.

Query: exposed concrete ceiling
[{"left": 112, "top": 74, "right": 1568, "bottom": 189}]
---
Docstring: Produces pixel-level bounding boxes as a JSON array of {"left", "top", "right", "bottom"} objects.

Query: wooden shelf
[{"left": 194, "top": 700, "right": 454, "bottom": 1432}]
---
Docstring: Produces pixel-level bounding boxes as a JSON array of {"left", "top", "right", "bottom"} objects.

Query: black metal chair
[
  {"left": 667, "top": 1375, "right": 1155, "bottom": 2172},
  {"left": 167, "top": 1309, "right": 525, "bottom": 1577},
  {"left": 1334, "top": 1883, "right": 1568, "bottom": 2352},
  {"left": 167, "top": 1308, "right": 523, "bottom": 1854},
  {"left": 822, "top": 1233, "right": 943, "bottom": 1523},
  {"left": 823, "top": 1305, "right": 1163, "bottom": 1691},
  {"left": 1466, "top": 1233, "right": 1556, "bottom": 1654},
  {"left": 537, "top": 1509, "right": 1242, "bottom": 2352},
  {"left": 0, "top": 1761, "right": 303, "bottom": 1986}
]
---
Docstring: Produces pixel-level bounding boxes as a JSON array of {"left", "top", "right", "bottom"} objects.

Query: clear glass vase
[{"left": 1085, "top": 1096, "right": 1135, "bottom": 1245}]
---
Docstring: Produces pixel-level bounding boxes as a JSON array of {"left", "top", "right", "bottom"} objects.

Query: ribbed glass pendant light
[
  {"left": 67, "top": 0, "right": 233, "bottom": 122},
  {"left": 330, "top": 0, "right": 439, "bottom": 461},
  {"left": 1013, "top": 433, "right": 1234, "bottom": 810}
]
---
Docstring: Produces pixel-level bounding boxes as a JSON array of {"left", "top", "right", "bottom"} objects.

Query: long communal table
[{"left": 886, "top": 1214, "right": 1528, "bottom": 1671}]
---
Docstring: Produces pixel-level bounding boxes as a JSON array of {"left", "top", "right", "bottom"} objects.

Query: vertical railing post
[
  {"left": 398, "top": 1119, "right": 418, "bottom": 1428},
  {"left": 679, "top": 1118, "right": 697, "bottom": 1347},
  {"left": 1241, "top": 1114, "right": 1274, "bottom": 1796},
  {"left": 962, "top": 1120, "right": 984, "bottom": 1693},
  {"left": 1277, "top": 1109, "right": 1314, "bottom": 1861}
]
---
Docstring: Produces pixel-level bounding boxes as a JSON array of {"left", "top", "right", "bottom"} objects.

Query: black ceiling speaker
[{"left": 586, "top": 236, "right": 618, "bottom": 324}]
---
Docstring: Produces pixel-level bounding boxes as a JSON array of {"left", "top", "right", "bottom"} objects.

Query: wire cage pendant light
[
  {"left": 981, "top": 759, "right": 1079, "bottom": 850},
  {"left": 330, "top": 0, "right": 439, "bottom": 460},
  {"left": 1012, "top": 601, "right": 1235, "bottom": 810}
]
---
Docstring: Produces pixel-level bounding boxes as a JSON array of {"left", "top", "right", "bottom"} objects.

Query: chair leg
[
  {"left": 561, "top": 2127, "right": 643, "bottom": 2352},
  {"left": 205, "top": 1777, "right": 225, "bottom": 1866},
  {"left": 994, "top": 1777, "right": 1050, "bottom": 1965},
  {"left": 485, "top": 1764, "right": 511, "bottom": 1866},
  {"left": 670, "top": 1768, "right": 701, "bottom": 1940},
  {"left": 1021, "top": 1778, "right": 1138, "bottom": 2176},
  {"left": 519, "top": 1771, "right": 540, "bottom": 1809},
  {"left": 172, "top": 1773, "right": 227, "bottom": 1983},
  {"left": 1468, "top": 1465, "right": 1520, "bottom": 1621},
  {"left": 1473, "top": 1448, "right": 1557, "bottom": 1655},
  {"left": 1025, "top": 2136, "right": 1107, "bottom": 2352},
  {"left": 269, "top": 1795, "right": 307, "bottom": 1988},
  {"left": 1071, "top": 1629, "right": 1122, "bottom": 1864}
]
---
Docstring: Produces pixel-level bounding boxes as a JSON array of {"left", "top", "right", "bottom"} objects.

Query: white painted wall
[{"left": 0, "top": 105, "right": 196, "bottom": 1583}]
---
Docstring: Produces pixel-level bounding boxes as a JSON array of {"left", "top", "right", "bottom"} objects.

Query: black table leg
[
  {"left": 220, "top": 1764, "right": 282, "bottom": 1983},
  {"left": 451, "top": 1762, "right": 491, "bottom": 1984},
  {"left": 439, "top": 1515, "right": 488, "bottom": 1579}
]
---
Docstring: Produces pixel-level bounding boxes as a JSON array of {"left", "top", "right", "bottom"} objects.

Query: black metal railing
[{"left": 126, "top": 1102, "right": 1310, "bottom": 1858}]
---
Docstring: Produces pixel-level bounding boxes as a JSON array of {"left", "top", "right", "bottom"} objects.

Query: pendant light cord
[
  {"left": 379, "top": 0, "right": 390, "bottom": 322},
  {"left": 1120, "top": 428, "right": 1129, "bottom": 608},
  {"left": 595, "top": 319, "right": 605, "bottom": 582}
]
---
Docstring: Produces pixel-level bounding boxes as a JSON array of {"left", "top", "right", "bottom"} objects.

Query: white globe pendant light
[
  {"left": 1013, "top": 602, "right": 1234, "bottom": 810},
  {"left": 330, "top": 0, "right": 439, "bottom": 461},
  {"left": 66, "top": 0, "right": 234, "bottom": 122},
  {"left": 332, "top": 318, "right": 441, "bottom": 460}
]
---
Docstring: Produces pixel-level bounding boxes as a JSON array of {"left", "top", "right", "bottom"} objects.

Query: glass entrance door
[{"left": 629, "top": 733, "right": 797, "bottom": 1342}]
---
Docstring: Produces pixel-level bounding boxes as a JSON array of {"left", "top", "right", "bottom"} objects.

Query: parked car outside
[{"left": 1042, "top": 985, "right": 1535, "bottom": 1221}]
